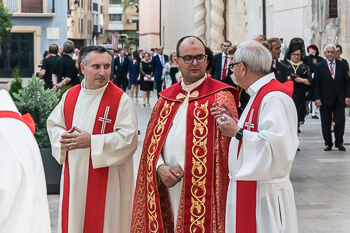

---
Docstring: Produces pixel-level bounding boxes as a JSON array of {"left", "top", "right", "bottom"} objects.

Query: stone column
[
  {"left": 193, "top": 0, "right": 207, "bottom": 44},
  {"left": 210, "top": 0, "right": 225, "bottom": 51}
]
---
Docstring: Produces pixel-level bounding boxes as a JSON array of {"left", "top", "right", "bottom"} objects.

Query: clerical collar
[
  {"left": 81, "top": 79, "right": 109, "bottom": 93},
  {"left": 287, "top": 59, "right": 303, "bottom": 66},
  {"left": 180, "top": 75, "right": 206, "bottom": 93},
  {"left": 246, "top": 72, "right": 276, "bottom": 97}
]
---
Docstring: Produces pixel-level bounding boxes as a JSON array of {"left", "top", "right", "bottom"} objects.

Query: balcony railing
[{"left": 6, "top": 0, "right": 55, "bottom": 14}]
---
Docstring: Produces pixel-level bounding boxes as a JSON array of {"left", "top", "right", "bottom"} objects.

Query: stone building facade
[{"left": 156, "top": 0, "right": 349, "bottom": 59}]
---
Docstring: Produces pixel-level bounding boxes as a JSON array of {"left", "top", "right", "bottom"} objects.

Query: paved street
[{"left": 48, "top": 90, "right": 350, "bottom": 233}]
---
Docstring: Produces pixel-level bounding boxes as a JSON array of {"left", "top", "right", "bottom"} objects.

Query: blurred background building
[{"left": 1, "top": 0, "right": 349, "bottom": 79}]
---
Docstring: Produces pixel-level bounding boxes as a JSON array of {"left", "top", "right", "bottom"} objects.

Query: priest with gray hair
[{"left": 211, "top": 40, "right": 299, "bottom": 233}]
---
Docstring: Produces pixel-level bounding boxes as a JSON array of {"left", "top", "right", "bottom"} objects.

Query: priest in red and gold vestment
[{"left": 131, "top": 36, "right": 239, "bottom": 233}]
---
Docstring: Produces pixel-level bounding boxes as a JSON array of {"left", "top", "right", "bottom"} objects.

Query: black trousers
[
  {"left": 155, "top": 79, "right": 162, "bottom": 98},
  {"left": 116, "top": 77, "right": 128, "bottom": 92},
  {"left": 320, "top": 98, "right": 346, "bottom": 146}
]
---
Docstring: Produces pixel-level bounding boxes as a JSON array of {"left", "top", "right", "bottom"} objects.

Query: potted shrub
[{"left": 13, "top": 75, "right": 62, "bottom": 194}]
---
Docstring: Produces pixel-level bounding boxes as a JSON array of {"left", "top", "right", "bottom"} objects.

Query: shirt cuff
[
  {"left": 156, "top": 155, "right": 165, "bottom": 170},
  {"left": 178, "top": 158, "right": 185, "bottom": 171}
]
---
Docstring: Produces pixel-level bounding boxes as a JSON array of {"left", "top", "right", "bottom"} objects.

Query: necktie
[
  {"left": 222, "top": 55, "right": 228, "bottom": 80},
  {"left": 329, "top": 61, "right": 335, "bottom": 79},
  {"left": 161, "top": 55, "right": 164, "bottom": 66}
]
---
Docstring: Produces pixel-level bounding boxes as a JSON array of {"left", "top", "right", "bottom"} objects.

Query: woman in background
[
  {"left": 169, "top": 52, "right": 179, "bottom": 84},
  {"left": 284, "top": 42, "right": 312, "bottom": 135},
  {"left": 128, "top": 50, "right": 141, "bottom": 101},
  {"left": 139, "top": 52, "right": 153, "bottom": 107}
]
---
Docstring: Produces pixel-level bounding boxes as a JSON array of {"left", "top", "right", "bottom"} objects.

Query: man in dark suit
[
  {"left": 152, "top": 46, "right": 169, "bottom": 98},
  {"left": 313, "top": 44, "right": 350, "bottom": 151},
  {"left": 267, "top": 38, "right": 289, "bottom": 83},
  {"left": 110, "top": 49, "right": 118, "bottom": 82},
  {"left": 210, "top": 40, "right": 232, "bottom": 81},
  {"left": 114, "top": 49, "right": 129, "bottom": 91}
]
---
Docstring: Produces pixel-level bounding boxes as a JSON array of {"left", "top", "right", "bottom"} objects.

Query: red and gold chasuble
[
  {"left": 62, "top": 81, "right": 123, "bottom": 233},
  {"left": 235, "top": 79, "right": 293, "bottom": 233},
  {"left": 132, "top": 77, "right": 239, "bottom": 233}
]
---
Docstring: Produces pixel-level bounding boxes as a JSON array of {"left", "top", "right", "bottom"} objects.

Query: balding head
[
  {"left": 175, "top": 36, "right": 207, "bottom": 85},
  {"left": 176, "top": 36, "right": 205, "bottom": 57}
]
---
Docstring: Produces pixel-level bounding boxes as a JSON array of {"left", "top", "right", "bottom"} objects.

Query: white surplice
[
  {"left": 0, "top": 90, "right": 51, "bottom": 233},
  {"left": 47, "top": 81, "right": 138, "bottom": 233},
  {"left": 156, "top": 76, "right": 206, "bottom": 227},
  {"left": 226, "top": 73, "right": 299, "bottom": 233}
]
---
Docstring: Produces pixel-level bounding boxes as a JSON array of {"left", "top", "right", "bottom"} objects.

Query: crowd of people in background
[{"left": 38, "top": 36, "right": 350, "bottom": 152}]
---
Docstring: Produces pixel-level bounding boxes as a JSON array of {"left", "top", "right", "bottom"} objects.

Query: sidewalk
[{"left": 48, "top": 91, "right": 350, "bottom": 233}]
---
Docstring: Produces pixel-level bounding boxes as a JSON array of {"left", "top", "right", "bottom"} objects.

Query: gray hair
[
  {"left": 81, "top": 46, "right": 110, "bottom": 65},
  {"left": 235, "top": 40, "right": 272, "bottom": 75},
  {"left": 63, "top": 40, "right": 74, "bottom": 54},
  {"left": 324, "top": 44, "right": 336, "bottom": 52}
]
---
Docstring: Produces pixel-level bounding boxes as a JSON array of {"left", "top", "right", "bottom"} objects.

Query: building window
[
  {"left": 93, "top": 3, "right": 98, "bottom": 11},
  {"left": 110, "top": 0, "right": 121, "bottom": 4},
  {"left": 329, "top": 0, "right": 338, "bottom": 18},
  {"left": 21, "top": 0, "right": 43, "bottom": 13},
  {"left": 110, "top": 14, "right": 122, "bottom": 21},
  {"left": 0, "top": 33, "right": 34, "bottom": 77}
]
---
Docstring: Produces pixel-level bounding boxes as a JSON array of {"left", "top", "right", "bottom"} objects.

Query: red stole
[
  {"left": 142, "top": 77, "right": 238, "bottom": 233},
  {"left": 236, "top": 79, "right": 293, "bottom": 233},
  {"left": 0, "top": 111, "right": 36, "bottom": 134},
  {"left": 62, "top": 81, "right": 123, "bottom": 233}
]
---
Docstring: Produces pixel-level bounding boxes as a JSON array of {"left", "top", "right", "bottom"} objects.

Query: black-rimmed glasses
[
  {"left": 178, "top": 54, "right": 206, "bottom": 64},
  {"left": 229, "top": 62, "right": 241, "bottom": 72}
]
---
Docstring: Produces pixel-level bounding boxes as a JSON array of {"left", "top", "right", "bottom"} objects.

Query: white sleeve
[
  {"left": 235, "top": 93, "right": 299, "bottom": 181},
  {"left": 47, "top": 93, "right": 68, "bottom": 164},
  {"left": 91, "top": 93, "right": 138, "bottom": 168}
]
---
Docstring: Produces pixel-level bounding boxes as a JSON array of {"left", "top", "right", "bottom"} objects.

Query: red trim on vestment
[
  {"left": 160, "top": 77, "right": 240, "bottom": 108},
  {"left": 0, "top": 111, "right": 36, "bottom": 134},
  {"left": 83, "top": 82, "right": 123, "bottom": 233},
  {"left": 235, "top": 79, "right": 293, "bottom": 233},
  {"left": 63, "top": 85, "right": 81, "bottom": 233},
  {"left": 143, "top": 98, "right": 182, "bottom": 233},
  {"left": 183, "top": 94, "right": 216, "bottom": 232}
]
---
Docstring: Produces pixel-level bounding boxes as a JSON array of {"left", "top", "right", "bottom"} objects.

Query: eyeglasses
[
  {"left": 229, "top": 62, "right": 241, "bottom": 71},
  {"left": 291, "top": 54, "right": 301, "bottom": 57},
  {"left": 178, "top": 54, "right": 206, "bottom": 64}
]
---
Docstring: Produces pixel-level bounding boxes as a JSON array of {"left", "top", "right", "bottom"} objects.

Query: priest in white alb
[
  {"left": 47, "top": 46, "right": 138, "bottom": 233},
  {"left": 0, "top": 90, "right": 51, "bottom": 233},
  {"left": 212, "top": 41, "right": 299, "bottom": 233}
]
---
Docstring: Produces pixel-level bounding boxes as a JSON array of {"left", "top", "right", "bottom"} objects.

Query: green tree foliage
[
  {"left": 8, "top": 66, "right": 23, "bottom": 99},
  {"left": 0, "top": 3, "right": 12, "bottom": 43},
  {"left": 123, "top": 0, "right": 138, "bottom": 11},
  {"left": 13, "top": 76, "right": 59, "bottom": 148}
]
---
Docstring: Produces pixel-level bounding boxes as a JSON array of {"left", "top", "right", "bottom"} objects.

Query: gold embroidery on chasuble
[
  {"left": 190, "top": 100, "right": 209, "bottom": 232},
  {"left": 147, "top": 100, "right": 175, "bottom": 233}
]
